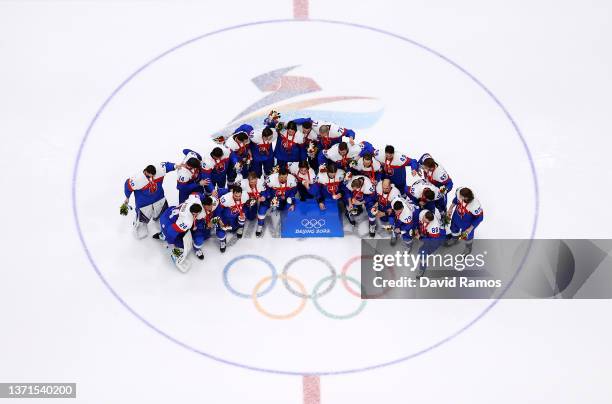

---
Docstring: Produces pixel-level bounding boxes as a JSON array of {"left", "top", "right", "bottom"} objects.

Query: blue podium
[{"left": 280, "top": 199, "right": 344, "bottom": 238}]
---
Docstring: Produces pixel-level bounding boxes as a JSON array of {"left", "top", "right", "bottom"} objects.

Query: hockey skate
[
  {"left": 219, "top": 239, "right": 227, "bottom": 253},
  {"left": 255, "top": 224, "right": 263, "bottom": 237},
  {"left": 369, "top": 223, "right": 376, "bottom": 237},
  {"left": 194, "top": 248, "right": 204, "bottom": 260}
]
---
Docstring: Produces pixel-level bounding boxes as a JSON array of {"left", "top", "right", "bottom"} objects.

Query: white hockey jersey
[
  {"left": 419, "top": 209, "right": 443, "bottom": 238},
  {"left": 201, "top": 146, "right": 231, "bottom": 174},
  {"left": 288, "top": 162, "right": 316, "bottom": 185},
  {"left": 266, "top": 173, "right": 298, "bottom": 197},
  {"left": 376, "top": 181, "right": 401, "bottom": 207},
  {"left": 240, "top": 177, "right": 267, "bottom": 200},
  {"left": 316, "top": 169, "right": 345, "bottom": 195},
  {"left": 407, "top": 179, "right": 442, "bottom": 201}
]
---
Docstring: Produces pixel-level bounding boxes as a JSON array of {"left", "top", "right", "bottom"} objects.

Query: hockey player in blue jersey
[
  {"left": 153, "top": 194, "right": 204, "bottom": 271},
  {"left": 374, "top": 145, "right": 418, "bottom": 191},
  {"left": 266, "top": 166, "right": 298, "bottom": 212},
  {"left": 445, "top": 187, "right": 483, "bottom": 254},
  {"left": 249, "top": 127, "right": 275, "bottom": 177},
  {"left": 416, "top": 209, "right": 446, "bottom": 278},
  {"left": 241, "top": 171, "right": 271, "bottom": 237},
  {"left": 345, "top": 175, "right": 378, "bottom": 236},
  {"left": 176, "top": 149, "right": 210, "bottom": 204},
  {"left": 226, "top": 128, "right": 252, "bottom": 184},
  {"left": 273, "top": 120, "right": 307, "bottom": 167},
  {"left": 191, "top": 195, "right": 227, "bottom": 257},
  {"left": 201, "top": 146, "right": 231, "bottom": 189},
  {"left": 121, "top": 161, "right": 177, "bottom": 239},
  {"left": 389, "top": 197, "right": 418, "bottom": 249}
]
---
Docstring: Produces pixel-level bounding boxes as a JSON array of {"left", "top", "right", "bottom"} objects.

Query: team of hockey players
[{"left": 121, "top": 110, "right": 484, "bottom": 275}]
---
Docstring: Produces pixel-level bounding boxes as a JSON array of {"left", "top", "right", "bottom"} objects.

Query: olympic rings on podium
[
  {"left": 312, "top": 274, "right": 367, "bottom": 320},
  {"left": 282, "top": 254, "right": 336, "bottom": 299},
  {"left": 223, "top": 254, "right": 277, "bottom": 298},
  {"left": 252, "top": 274, "right": 307, "bottom": 320}
]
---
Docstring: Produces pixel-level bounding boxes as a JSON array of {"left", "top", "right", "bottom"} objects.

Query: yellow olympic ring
[{"left": 252, "top": 274, "right": 308, "bottom": 320}]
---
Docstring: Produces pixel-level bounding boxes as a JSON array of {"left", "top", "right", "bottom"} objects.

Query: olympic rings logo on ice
[
  {"left": 223, "top": 254, "right": 382, "bottom": 320},
  {"left": 300, "top": 218, "right": 326, "bottom": 229}
]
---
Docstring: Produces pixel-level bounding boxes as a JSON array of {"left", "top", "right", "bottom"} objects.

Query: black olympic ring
[{"left": 281, "top": 254, "right": 337, "bottom": 299}]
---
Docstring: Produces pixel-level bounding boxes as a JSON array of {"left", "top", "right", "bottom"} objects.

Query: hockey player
[
  {"left": 350, "top": 152, "right": 382, "bottom": 184},
  {"left": 318, "top": 140, "right": 373, "bottom": 171},
  {"left": 415, "top": 209, "right": 446, "bottom": 278},
  {"left": 176, "top": 149, "right": 210, "bottom": 204},
  {"left": 274, "top": 120, "right": 306, "bottom": 167},
  {"left": 445, "top": 187, "right": 483, "bottom": 253},
  {"left": 374, "top": 145, "right": 418, "bottom": 191},
  {"left": 265, "top": 166, "right": 298, "bottom": 212},
  {"left": 418, "top": 153, "right": 453, "bottom": 194},
  {"left": 249, "top": 126, "right": 275, "bottom": 177},
  {"left": 345, "top": 175, "right": 377, "bottom": 235},
  {"left": 374, "top": 178, "right": 402, "bottom": 225},
  {"left": 307, "top": 120, "right": 356, "bottom": 151},
  {"left": 201, "top": 146, "right": 231, "bottom": 189},
  {"left": 288, "top": 160, "right": 318, "bottom": 201},
  {"left": 154, "top": 194, "right": 204, "bottom": 270},
  {"left": 389, "top": 197, "right": 418, "bottom": 249},
  {"left": 316, "top": 162, "right": 346, "bottom": 211},
  {"left": 241, "top": 171, "right": 270, "bottom": 237},
  {"left": 406, "top": 178, "right": 446, "bottom": 216},
  {"left": 219, "top": 185, "right": 251, "bottom": 240},
  {"left": 226, "top": 127, "right": 252, "bottom": 184},
  {"left": 121, "top": 162, "right": 177, "bottom": 239},
  {"left": 191, "top": 195, "right": 227, "bottom": 258}
]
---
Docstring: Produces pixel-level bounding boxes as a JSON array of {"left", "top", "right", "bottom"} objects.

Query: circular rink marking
[{"left": 72, "top": 19, "right": 539, "bottom": 376}]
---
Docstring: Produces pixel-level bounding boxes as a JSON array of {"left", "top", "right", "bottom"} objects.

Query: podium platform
[{"left": 280, "top": 199, "right": 344, "bottom": 238}]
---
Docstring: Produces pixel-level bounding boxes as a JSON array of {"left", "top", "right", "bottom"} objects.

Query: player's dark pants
[
  {"left": 450, "top": 213, "right": 475, "bottom": 240},
  {"left": 252, "top": 158, "right": 275, "bottom": 177},
  {"left": 246, "top": 201, "right": 269, "bottom": 226},
  {"left": 192, "top": 227, "right": 225, "bottom": 250},
  {"left": 297, "top": 183, "right": 317, "bottom": 201}
]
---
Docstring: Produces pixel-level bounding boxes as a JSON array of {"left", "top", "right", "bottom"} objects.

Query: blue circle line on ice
[
  {"left": 223, "top": 254, "right": 278, "bottom": 298},
  {"left": 71, "top": 18, "right": 540, "bottom": 376}
]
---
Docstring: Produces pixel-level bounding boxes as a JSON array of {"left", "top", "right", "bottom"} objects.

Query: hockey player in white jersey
[
  {"left": 288, "top": 160, "right": 318, "bottom": 201},
  {"left": 445, "top": 187, "right": 484, "bottom": 254},
  {"left": 154, "top": 194, "right": 205, "bottom": 272},
  {"left": 406, "top": 178, "right": 446, "bottom": 216},
  {"left": 416, "top": 209, "right": 446, "bottom": 278},
  {"left": 240, "top": 171, "right": 271, "bottom": 237},
  {"left": 315, "top": 162, "right": 346, "bottom": 211},
  {"left": 318, "top": 140, "right": 374, "bottom": 172},
  {"left": 121, "top": 161, "right": 178, "bottom": 239},
  {"left": 350, "top": 152, "right": 382, "bottom": 184},
  {"left": 345, "top": 175, "right": 378, "bottom": 235},
  {"left": 374, "top": 178, "right": 402, "bottom": 225},
  {"left": 389, "top": 196, "right": 418, "bottom": 249},
  {"left": 265, "top": 166, "right": 298, "bottom": 212},
  {"left": 219, "top": 185, "right": 251, "bottom": 240}
]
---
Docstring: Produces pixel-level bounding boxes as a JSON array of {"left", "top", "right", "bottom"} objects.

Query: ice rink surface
[{"left": 1, "top": 1, "right": 611, "bottom": 403}]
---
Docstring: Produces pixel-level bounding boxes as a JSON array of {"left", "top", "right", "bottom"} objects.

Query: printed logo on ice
[{"left": 211, "top": 64, "right": 384, "bottom": 141}]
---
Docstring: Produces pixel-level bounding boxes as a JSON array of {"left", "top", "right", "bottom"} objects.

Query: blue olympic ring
[{"left": 223, "top": 254, "right": 277, "bottom": 298}]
